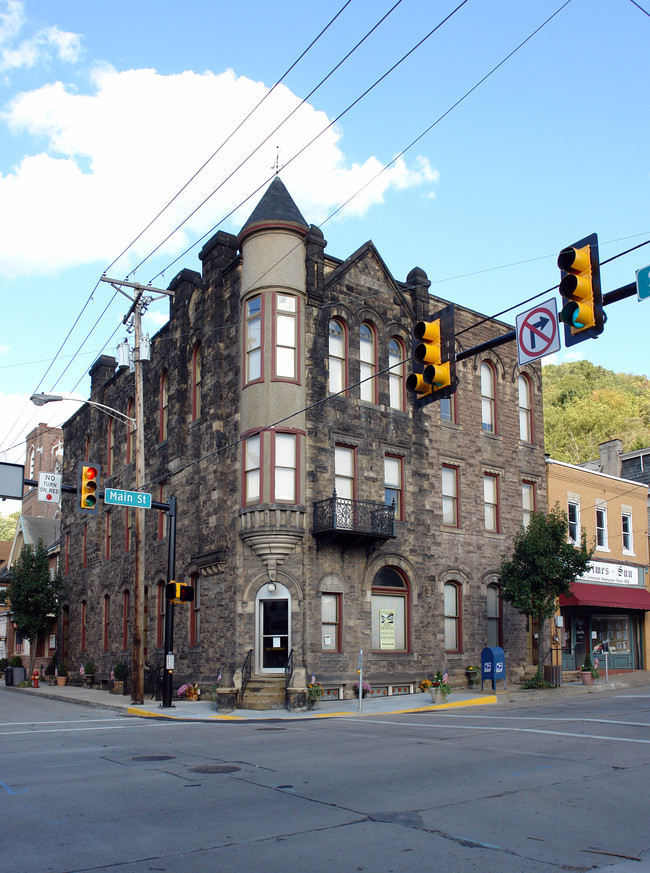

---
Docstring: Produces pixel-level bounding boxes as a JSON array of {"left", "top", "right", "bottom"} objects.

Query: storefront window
[{"left": 591, "top": 615, "right": 630, "bottom": 654}]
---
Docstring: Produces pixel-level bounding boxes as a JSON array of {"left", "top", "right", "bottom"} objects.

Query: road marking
[
  {"left": 0, "top": 718, "right": 127, "bottom": 727},
  {"left": 351, "top": 718, "right": 650, "bottom": 744}
]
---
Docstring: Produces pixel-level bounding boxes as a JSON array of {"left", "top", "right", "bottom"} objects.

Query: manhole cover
[
  {"left": 190, "top": 764, "right": 241, "bottom": 774},
  {"left": 132, "top": 755, "right": 175, "bottom": 762}
]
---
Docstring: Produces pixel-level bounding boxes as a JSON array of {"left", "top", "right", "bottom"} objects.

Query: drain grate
[
  {"left": 190, "top": 764, "right": 241, "bottom": 774},
  {"left": 132, "top": 755, "right": 175, "bottom": 762}
]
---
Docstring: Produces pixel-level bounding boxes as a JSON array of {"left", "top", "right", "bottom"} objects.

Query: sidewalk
[{"left": 5, "top": 670, "right": 650, "bottom": 722}]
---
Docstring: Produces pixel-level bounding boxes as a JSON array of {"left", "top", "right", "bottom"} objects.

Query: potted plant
[
  {"left": 465, "top": 666, "right": 480, "bottom": 688},
  {"left": 353, "top": 680, "right": 372, "bottom": 698},
  {"left": 177, "top": 682, "right": 200, "bottom": 701},
  {"left": 579, "top": 653, "right": 599, "bottom": 686},
  {"left": 419, "top": 678, "right": 433, "bottom": 693},
  {"left": 56, "top": 661, "right": 68, "bottom": 686},
  {"left": 45, "top": 657, "right": 57, "bottom": 686},
  {"left": 111, "top": 660, "right": 125, "bottom": 695},
  {"left": 83, "top": 661, "right": 95, "bottom": 688},
  {"left": 307, "top": 681, "right": 323, "bottom": 708},
  {"left": 430, "top": 670, "right": 451, "bottom": 704}
]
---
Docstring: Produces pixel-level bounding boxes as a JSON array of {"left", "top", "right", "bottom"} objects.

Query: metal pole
[
  {"left": 161, "top": 497, "right": 176, "bottom": 708},
  {"left": 131, "top": 297, "right": 146, "bottom": 705},
  {"left": 357, "top": 649, "right": 363, "bottom": 712}
]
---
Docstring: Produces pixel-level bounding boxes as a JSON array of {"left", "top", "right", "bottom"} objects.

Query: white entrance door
[{"left": 256, "top": 582, "right": 291, "bottom": 674}]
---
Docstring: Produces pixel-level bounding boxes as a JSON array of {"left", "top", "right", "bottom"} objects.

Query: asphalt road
[{"left": 2, "top": 687, "right": 650, "bottom": 873}]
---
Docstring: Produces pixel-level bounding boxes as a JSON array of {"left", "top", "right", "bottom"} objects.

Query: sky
[{"left": 1, "top": 0, "right": 649, "bottom": 515}]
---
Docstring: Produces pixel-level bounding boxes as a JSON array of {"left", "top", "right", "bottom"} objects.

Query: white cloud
[
  {"left": 0, "top": 65, "right": 438, "bottom": 278},
  {"left": 0, "top": 1, "right": 81, "bottom": 72}
]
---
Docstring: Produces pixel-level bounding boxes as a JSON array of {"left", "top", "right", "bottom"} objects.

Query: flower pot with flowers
[
  {"left": 354, "top": 680, "right": 372, "bottom": 698},
  {"left": 579, "top": 654, "right": 599, "bottom": 686},
  {"left": 307, "top": 681, "right": 323, "bottom": 708},
  {"left": 178, "top": 682, "right": 200, "bottom": 701},
  {"left": 465, "top": 666, "right": 480, "bottom": 688},
  {"left": 419, "top": 678, "right": 433, "bottom": 694},
  {"left": 430, "top": 670, "right": 451, "bottom": 704}
]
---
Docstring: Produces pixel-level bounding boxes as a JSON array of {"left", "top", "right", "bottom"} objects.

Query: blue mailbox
[{"left": 481, "top": 646, "right": 506, "bottom": 690}]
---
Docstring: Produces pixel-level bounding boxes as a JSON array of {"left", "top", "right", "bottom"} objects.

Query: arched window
[
  {"left": 103, "top": 595, "right": 110, "bottom": 652},
  {"left": 487, "top": 583, "right": 502, "bottom": 647},
  {"left": 480, "top": 361, "right": 497, "bottom": 433},
  {"left": 360, "top": 322, "right": 377, "bottom": 403},
  {"left": 518, "top": 374, "right": 533, "bottom": 442},
  {"left": 328, "top": 319, "right": 347, "bottom": 395},
  {"left": 444, "top": 582, "right": 461, "bottom": 652},
  {"left": 122, "top": 589, "right": 130, "bottom": 651},
  {"left": 371, "top": 566, "right": 410, "bottom": 652},
  {"left": 388, "top": 337, "right": 405, "bottom": 411},
  {"left": 106, "top": 418, "right": 114, "bottom": 476},
  {"left": 126, "top": 399, "right": 134, "bottom": 464},
  {"left": 81, "top": 599, "right": 87, "bottom": 653},
  {"left": 192, "top": 343, "right": 202, "bottom": 421},
  {"left": 156, "top": 582, "right": 166, "bottom": 648},
  {"left": 189, "top": 575, "right": 200, "bottom": 647},
  {"left": 159, "top": 370, "right": 168, "bottom": 442}
]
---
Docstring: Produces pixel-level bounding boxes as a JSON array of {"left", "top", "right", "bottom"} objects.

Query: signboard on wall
[
  {"left": 379, "top": 610, "right": 396, "bottom": 649},
  {"left": 577, "top": 560, "right": 640, "bottom": 586}
]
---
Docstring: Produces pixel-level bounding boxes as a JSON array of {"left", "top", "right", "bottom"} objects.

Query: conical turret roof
[{"left": 238, "top": 176, "right": 308, "bottom": 244}]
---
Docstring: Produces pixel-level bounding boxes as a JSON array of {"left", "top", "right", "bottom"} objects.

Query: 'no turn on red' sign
[
  {"left": 515, "top": 298, "right": 561, "bottom": 366},
  {"left": 38, "top": 472, "right": 62, "bottom": 504}
]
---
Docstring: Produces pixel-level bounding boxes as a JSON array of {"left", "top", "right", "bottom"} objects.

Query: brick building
[
  {"left": 60, "top": 177, "right": 545, "bottom": 701},
  {"left": 545, "top": 450, "right": 650, "bottom": 673}
]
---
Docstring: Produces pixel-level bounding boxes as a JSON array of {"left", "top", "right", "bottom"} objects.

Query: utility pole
[{"left": 101, "top": 276, "right": 173, "bottom": 705}]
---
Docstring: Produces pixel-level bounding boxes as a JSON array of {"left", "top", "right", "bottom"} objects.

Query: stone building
[{"left": 60, "top": 177, "right": 545, "bottom": 701}]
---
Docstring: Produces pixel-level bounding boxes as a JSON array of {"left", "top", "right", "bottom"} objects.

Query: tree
[
  {"left": 499, "top": 506, "right": 592, "bottom": 668},
  {"left": 0, "top": 510, "right": 20, "bottom": 541},
  {"left": 9, "top": 539, "right": 65, "bottom": 676}
]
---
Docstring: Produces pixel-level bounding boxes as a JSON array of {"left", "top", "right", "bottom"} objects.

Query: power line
[
  {"left": 104, "top": 0, "right": 357, "bottom": 277},
  {"left": 146, "top": 0, "right": 472, "bottom": 284},
  {"left": 128, "top": 0, "right": 414, "bottom": 279}
]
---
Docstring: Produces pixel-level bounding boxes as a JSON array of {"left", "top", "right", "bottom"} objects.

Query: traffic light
[
  {"left": 166, "top": 581, "right": 194, "bottom": 604},
  {"left": 77, "top": 462, "right": 100, "bottom": 514},
  {"left": 406, "top": 304, "right": 457, "bottom": 406},
  {"left": 558, "top": 232, "right": 604, "bottom": 346}
]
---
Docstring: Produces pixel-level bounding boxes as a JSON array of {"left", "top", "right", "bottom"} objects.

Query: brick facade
[{"left": 60, "top": 178, "right": 546, "bottom": 695}]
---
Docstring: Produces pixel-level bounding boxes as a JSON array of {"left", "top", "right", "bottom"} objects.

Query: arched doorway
[{"left": 255, "top": 581, "right": 291, "bottom": 674}]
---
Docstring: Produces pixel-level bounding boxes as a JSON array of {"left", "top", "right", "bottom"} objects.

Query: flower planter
[
  {"left": 466, "top": 671, "right": 479, "bottom": 688},
  {"left": 56, "top": 676, "right": 67, "bottom": 687},
  {"left": 430, "top": 688, "right": 448, "bottom": 705},
  {"left": 580, "top": 671, "right": 595, "bottom": 686}
]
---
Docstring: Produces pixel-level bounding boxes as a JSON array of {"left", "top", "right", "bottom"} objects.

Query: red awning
[{"left": 560, "top": 583, "right": 650, "bottom": 611}]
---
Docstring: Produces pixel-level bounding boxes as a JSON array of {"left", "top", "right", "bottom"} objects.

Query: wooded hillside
[{"left": 542, "top": 361, "right": 650, "bottom": 464}]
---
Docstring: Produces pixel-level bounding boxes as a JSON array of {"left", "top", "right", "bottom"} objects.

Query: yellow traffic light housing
[
  {"left": 166, "top": 581, "right": 194, "bottom": 604},
  {"left": 558, "top": 232, "right": 604, "bottom": 346},
  {"left": 77, "top": 462, "right": 100, "bottom": 515},
  {"left": 406, "top": 304, "right": 457, "bottom": 406}
]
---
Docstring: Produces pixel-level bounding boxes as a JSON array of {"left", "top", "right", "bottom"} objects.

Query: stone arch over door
[{"left": 254, "top": 579, "right": 292, "bottom": 675}]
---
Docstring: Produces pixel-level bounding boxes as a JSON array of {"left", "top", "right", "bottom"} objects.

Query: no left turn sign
[{"left": 516, "top": 299, "right": 560, "bottom": 365}]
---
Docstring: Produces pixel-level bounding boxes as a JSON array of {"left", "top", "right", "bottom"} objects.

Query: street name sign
[
  {"left": 38, "top": 472, "right": 62, "bottom": 504},
  {"left": 104, "top": 488, "right": 152, "bottom": 509},
  {"left": 636, "top": 265, "right": 650, "bottom": 301},
  {"left": 515, "top": 298, "right": 560, "bottom": 365}
]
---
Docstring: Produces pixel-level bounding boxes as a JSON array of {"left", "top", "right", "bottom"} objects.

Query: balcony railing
[{"left": 313, "top": 494, "right": 395, "bottom": 551}]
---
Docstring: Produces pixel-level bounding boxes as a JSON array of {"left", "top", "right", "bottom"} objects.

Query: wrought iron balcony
[{"left": 313, "top": 494, "right": 396, "bottom": 552}]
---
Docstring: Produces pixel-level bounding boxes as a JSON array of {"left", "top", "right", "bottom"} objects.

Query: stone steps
[{"left": 241, "top": 677, "right": 286, "bottom": 710}]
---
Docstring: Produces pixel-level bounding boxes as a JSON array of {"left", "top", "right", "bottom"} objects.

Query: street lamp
[
  {"left": 30, "top": 393, "right": 135, "bottom": 425},
  {"left": 30, "top": 388, "right": 146, "bottom": 705}
]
